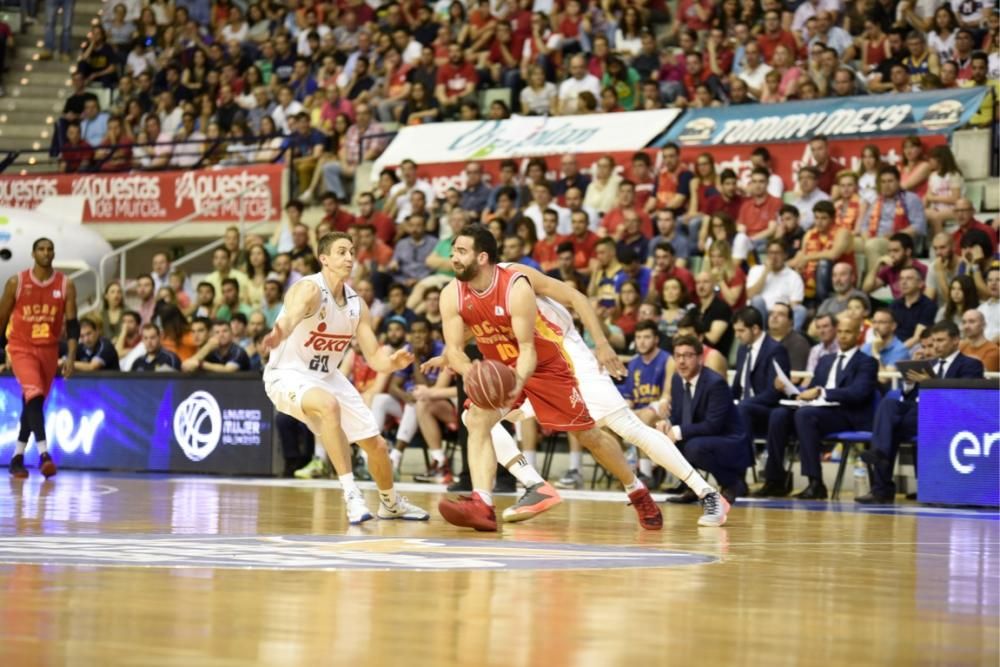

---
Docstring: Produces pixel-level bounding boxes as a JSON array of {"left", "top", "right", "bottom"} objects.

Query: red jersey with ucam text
[
  {"left": 8, "top": 270, "right": 67, "bottom": 348},
  {"left": 456, "top": 263, "right": 594, "bottom": 431},
  {"left": 457, "top": 264, "right": 569, "bottom": 369},
  {"left": 265, "top": 273, "right": 360, "bottom": 378}
]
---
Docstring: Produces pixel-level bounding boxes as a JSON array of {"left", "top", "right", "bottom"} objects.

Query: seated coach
[
  {"left": 857, "top": 320, "right": 984, "bottom": 504},
  {"left": 661, "top": 334, "right": 750, "bottom": 504},
  {"left": 755, "top": 315, "right": 879, "bottom": 500}
]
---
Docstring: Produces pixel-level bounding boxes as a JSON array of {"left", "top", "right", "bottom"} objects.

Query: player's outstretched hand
[
  {"left": 595, "top": 341, "right": 626, "bottom": 379},
  {"left": 420, "top": 355, "right": 447, "bottom": 374},
  {"left": 260, "top": 322, "right": 283, "bottom": 354},
  {"left": 389, "top": 348, "right": 415, "bottom": 372}
]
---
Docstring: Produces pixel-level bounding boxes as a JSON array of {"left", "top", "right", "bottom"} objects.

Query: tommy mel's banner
[
  {"left": 659, "top": 87, "right": 988, "bottom": 147},
  {"left": 0, "top": 374, "right": 275, "bottom": 475},
  {"left": 373, "top": 109, "right": 681, "bottom": 173},
  {"left": 0, "top": 163, "right": 283, "bottom": 223}
]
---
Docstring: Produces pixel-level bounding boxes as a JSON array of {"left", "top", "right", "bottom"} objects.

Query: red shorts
[
  {"left": 519, "top": 356, "right": 594, "bottom": 432},
  {"left": 8, "top": 344, "right": 59, "bottom": 401}
]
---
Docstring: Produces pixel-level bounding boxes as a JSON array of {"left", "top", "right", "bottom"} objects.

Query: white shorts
[
  {"left": 263, "top": 368, "right": 381, "bottom": 443},
  {"left": 518, "top": 333, "right": 628, "bottom": 426}
]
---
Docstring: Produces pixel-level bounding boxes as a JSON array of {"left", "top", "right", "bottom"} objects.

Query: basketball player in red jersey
[
  {"left": 0, "top": 238, "right": 78, "bottom": 479},
  {"left": 438, "top": 225, "right": 663, "bottom": 532}
]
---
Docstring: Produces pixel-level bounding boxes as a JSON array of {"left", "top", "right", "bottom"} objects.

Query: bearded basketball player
[
  {"left": 261, "top": 232, "right": 429, "bottom": 524},
  {"left": 438, "top": 225, "right": 664, "bottom": 532},
  {"left": 0, "top": 238, "right": 78, "bottom": 479}
]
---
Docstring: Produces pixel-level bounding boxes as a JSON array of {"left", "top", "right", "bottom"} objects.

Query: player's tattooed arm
[{"left": 507, "top": 276, "right": 538, "bottom": 400}]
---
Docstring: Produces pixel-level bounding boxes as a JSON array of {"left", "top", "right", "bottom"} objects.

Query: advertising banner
[
  {"left": 373, "top": 109, "right": 681, "bottom": 173},
  {"left": 658, "top": 87, "right": 988, "bottom": 147},
  {"left": 918, "top": 384, "right": 999, "bottom": 507},
  {"left": 0, "top": 163, "right": 283, "bottom": 223},
  {"left": 0, "top": 374, "right": 275, "bottom": 475}
]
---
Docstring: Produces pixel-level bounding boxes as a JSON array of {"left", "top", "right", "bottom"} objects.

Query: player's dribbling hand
[
  {"left": 420, "top": 355, "right": 447, "bottom": 374},
  {"left": 595, "top": 342, "right": 626, "bottom": 379},
  {"left": 388, "top": 348, "right": 415, "bottom": 372}
]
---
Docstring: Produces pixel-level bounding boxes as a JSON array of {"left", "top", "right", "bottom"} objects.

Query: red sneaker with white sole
[{"left": 628, "top": 487, "right": 663, "bottom": 530}]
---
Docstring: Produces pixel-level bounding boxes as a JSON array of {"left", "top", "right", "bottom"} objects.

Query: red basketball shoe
[
  {"left": 438, "top": 494, "right": 497, "bottom": 532},
  {"left": 39, "top": 453, "right": 57, "bottom": 479},
  {"left": 628, "top": 487, "right": 663, "bottom": 530}
]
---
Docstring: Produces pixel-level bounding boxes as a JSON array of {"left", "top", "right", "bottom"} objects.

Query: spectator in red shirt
[
  {"left": 738, "top": 166, "right": 782, "bottom": 251},
  {"left": 567, "top": 209, "right": 599, "bottom": 274},
  {"left": 629, "top": 152, "right": 656, "bottom": 210},
  {"left": 355, "top": 191, "right": 397, "bottom": 245},
  {"left": 703, "top": 168, "right": 744, "bottom": 221},
  {"left": 355, "top": 223, "right": 395, "bottom": 286},
  {"left": 808, "top": 135, "right": 840, "bottom": 195},
  {"left": 674, "top": 0, "right": 714, "bottom": 35},
  {"left": 59, "top": 122, "right": 94, "bottom": 173},
  {"left": 435, "top": 43, "right": 478, "bottom": 119},
  {"left": 533, "top": 209, "right": 567, "bottom": 272},
  {"left": 651, "top": 240, "right": 696, "bottom": 297},
  {"left": 678, "top": 52, "right": 728, "bottom": 104},
  {"left": 952, "top": 198, "right": 998, "bottom": 256},
  {"left": 757, "top": 9, "right": 799, "bottom": 64},
  {"left": 652, "top": 143, "right": 694, "bottom": 217},
  {"left": 320, "top": 192, "right": 357, "bottom": 233},
  {"left": 602, "top": 180, "right": 654, "bottom": 239}
]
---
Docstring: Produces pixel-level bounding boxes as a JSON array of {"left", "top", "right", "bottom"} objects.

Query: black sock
[{"left": 26, "top": 396, "right": 46, "bottom": 443}]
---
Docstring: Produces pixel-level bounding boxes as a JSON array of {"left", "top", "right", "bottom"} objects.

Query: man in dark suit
[
  {"left": 857, "top": 320, "right": 985, "bottom": 504},
  {"left": 662, "top": 335, "right": 750, "bottom": 505},
  {"left": 755, "top": 315, "right": 879, "bottom": 499},
  {"left": 731, "top": 307, "right": 792, "bottom": 442}
]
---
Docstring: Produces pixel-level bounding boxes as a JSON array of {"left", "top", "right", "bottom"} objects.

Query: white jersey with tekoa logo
[{"left": 265, "top": 273, "right": 361, "bottom": 379}]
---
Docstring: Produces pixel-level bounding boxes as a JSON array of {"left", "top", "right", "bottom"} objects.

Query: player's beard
[{"left": 453, "top": 261, "right": 479, "bottom": 282}]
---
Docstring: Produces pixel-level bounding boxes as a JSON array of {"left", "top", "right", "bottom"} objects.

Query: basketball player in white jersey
[
  {"left": 432, "top": 262, "right": 730, "bottom": 527},
  {"left": 262, "top": 232, "right": 429, "bottom": 524}
]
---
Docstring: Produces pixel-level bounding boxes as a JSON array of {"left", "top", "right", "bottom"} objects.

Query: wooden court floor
[{"left": 0, "top": 472, "right": 996, "bottom": 667}]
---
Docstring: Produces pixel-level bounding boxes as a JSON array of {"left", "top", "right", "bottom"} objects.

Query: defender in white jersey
[
  {"left": 262, "top": 232, "right": 429, "bottom": 525},
  {"left": 447, "top": 262, "right": 730, "bottom": 527}
]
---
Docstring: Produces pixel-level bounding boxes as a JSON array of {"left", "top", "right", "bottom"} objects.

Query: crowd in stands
[
  {"left": 12, "top": 0, "right": 1000, "bottom": 496},
  {"left": 38, "top": 0, "right": 998, "bottom": 172}
]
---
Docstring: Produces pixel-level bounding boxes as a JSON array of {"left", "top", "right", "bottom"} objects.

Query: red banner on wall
[{"left": 0, "top": 163, "right": 284, "bottom": 223}]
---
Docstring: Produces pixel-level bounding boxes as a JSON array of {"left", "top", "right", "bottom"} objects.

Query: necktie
[
  {"left": 681, "top": 381, "right": 694, "bottom": 426},
  {"left": 744, "top": 348, "right": 754, "bottom": 398},
  {"left": 834, "top": 354, "right": 846, "bottom": 385},
  {"left": 936, "top": 359, "right": 946, "bottom": 378}
]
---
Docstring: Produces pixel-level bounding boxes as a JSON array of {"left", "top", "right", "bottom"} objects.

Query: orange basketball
[{"left": 465, "top": 360, "right": 518, "bottom": 410}]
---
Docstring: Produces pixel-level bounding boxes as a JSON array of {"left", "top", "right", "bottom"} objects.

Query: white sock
[
  {"left": 524, "top": 450, "right": 537, "bottom": 467},
  {"left": 430, "top": 448, "right": 446, "bottom": 465},
  {"left": 569, "top": 451, "right": 583, "bottom": 471},
  {"left": 491, "top": 423, "right": 544, "bottom": 486},
  {"left": 35, "top": 441, "right": 47, "bottom": 455},
  {"left": 379, "top": 488, "right": 397, "bottom": 506},
  {"left": 639, "top": 457, "right": 653, "bottom": 477},
  {"left": 623, "top": 475, "right": 645, "bottom": 494},
  {"left": 15, "top": 441, "right": 26, "bottom": 456},
  {"left": 339, "top": 473, "right": 360, "bottom": 496},
  {"left": 606, "top": 410, "right": 714, "bottom": 498},
  {"left": 474, "top": 490, "right": 493, "bottom": 506},
  {"left": 389, "top": 448, "right": 403, "bottom": 470}
]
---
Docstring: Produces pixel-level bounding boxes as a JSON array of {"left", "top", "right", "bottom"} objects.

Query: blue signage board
[
  {"left": 918, "top": 387, "right": 999, "bottom": 507},
  {"left": 0, "top": 375, "right": 275, "bottom": 475}
]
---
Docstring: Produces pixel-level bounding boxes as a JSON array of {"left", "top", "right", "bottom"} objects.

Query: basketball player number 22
[
  {"left": 496, "top": 343, "right": 517, "bottom": 362},
  {"left": 309, "top": 355, "right": 330, "bottom": 372}
]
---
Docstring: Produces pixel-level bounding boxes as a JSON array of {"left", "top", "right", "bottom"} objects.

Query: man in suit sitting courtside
[
  {"left": 660, "top": 334, "right": 751, "bottom": 505},
  {"left": 856, "top": 320, "right": 985, "bottom": 504},
  {"left": 755, "top": 315, "right": 879, "bottom": 500},
  {"left": 731, "top": 307, "right": 791, "bottom": 447}
]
